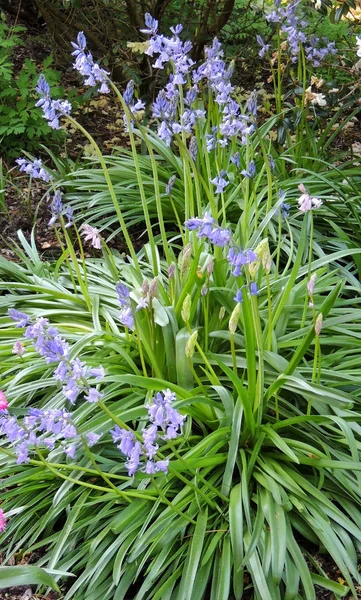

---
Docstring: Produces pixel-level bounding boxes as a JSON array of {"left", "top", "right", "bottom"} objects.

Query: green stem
[{"left": 65, "top": 113, "right": 139, "bottom": 268}]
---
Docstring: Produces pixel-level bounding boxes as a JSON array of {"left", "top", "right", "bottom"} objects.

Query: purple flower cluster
[
  {"left": 16, "top": 157, "right": 52, "bottom": 182},
  {"left": 193, "top": 39, "right": 255, "bottom": 147},
  {"left": 304, "top": 36, "right": 336, "bottom": 67},
  {"left": 36, "top": 75, "right": 71, "bottom": 130},
  {"left": 228, "top": 247, "right": 258, "bottom": 277},
  {"left": 141, "top": 16, "right": 253, "bottom": 148},
  {"left": 123, "top": 80, "right": 145, "bottom": 116},
  {"left": 0, "top": 406, "right": 79, "bottom": 464},
  {"left": 260, "top": 0, "right": 337, "bottom": 66},
  {"left": 116, "top": 282, "right": 135, "bottom": 330},
  {"left": 71, "top": 31, "right": 109, "bottom": 93},
  {"left": 145, "top": 17, "right": 194, "bottom": 85},
  {"left": 49, "top": 190, "right": 74, "bottom": 227},
  {"left": 185, "top": 213, "right": 231, "bottom": 248},
  {"left": 110, "top": 389, "right": 185, "bottom": 476},
  {"left": 8, "top": 310, "right": 104, "bottom": 405}
]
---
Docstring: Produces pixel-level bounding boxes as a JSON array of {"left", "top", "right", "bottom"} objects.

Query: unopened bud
[
  {"left": 141, "top": 280, "right": 149, "bottom": 295},
  {"left": 307, "top": 274, "right": 317, "bottom": 297},
  {"left": 229, "top": 303, "right": 241, "bottom": 335},
  {"left": 201, "top": 284, "right": 208, "bottom": 296},
  {"left": 0, "top": 391, "right": 8, "bottom": 411},
  {"left": 181, "top": 294, "right": 192, "bottom": 322},
  {"left": 206, "top": 257, "right": 214, "bottom": 275},
  {"left": 168, "top": 263, "right": 176, "bottom": 279},
  {"left": 180, "top": 243, "right": 192, "bottom": 274},
  {"left": 219, "top": 306, "right": 226, "bottom": 321},
  {"left": 185, "top": 330, "right": 198, "bottom": 358},
  {"left": 255, "top": 238, "right": 271, "bottom": 274},
  {"left": 149, "top": 277, "right": 158, "bottom": 298},
  {"left": 315, "top": 313, "right": 323, "bottom": 336}
]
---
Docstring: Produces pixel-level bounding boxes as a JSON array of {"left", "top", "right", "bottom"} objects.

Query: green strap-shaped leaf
[
  {"left": 176, "top": 508, "right": 208, "bottom": 600},
  {"left": 0, "top": 566, "right": 60, "bottom": 591}
]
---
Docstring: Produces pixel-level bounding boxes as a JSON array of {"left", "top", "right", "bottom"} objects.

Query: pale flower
[
  {"left": 298, "top": 184, "right": 322, "bottom": 212},
  {"left": 356, "top": 36, "right": 361, "bottom": 58},
  {"left": 305, "top": 87, "right": 327, "bottom": 107},
  {"left": 81, "top": 224, "right": 102, "bottom": 249}
]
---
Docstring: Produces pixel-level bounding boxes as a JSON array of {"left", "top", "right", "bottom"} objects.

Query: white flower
[
  {"left": 298, "top": 184, "right": 323, "bottom": 212},
  {"left": 311, "top": 93, "right": 327, "bottom": 107},
  {"left": 305, "top": 87, "right": 327, "bottom": 107},
  {"left": 356, "top": 36, "right": 361, "bottom": 58},
  {"left": 81, "top": 224, "right": 102, "bottom": 249}
]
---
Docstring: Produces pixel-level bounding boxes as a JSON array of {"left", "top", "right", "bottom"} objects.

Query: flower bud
[
  {"left": 149, "top": 277, "right": 158, "bottom": 298},
  {"left": 219, "top": 306, "right": 226, "bottom": 321},
  {"left": 185, "top": 330, "right": 198, "bottom": 358},
  {"left": 180, "top": 243, "right": 192, "bottom": 274},
  {"left": 315, "top": 313, "right": 323, "bottom": 336},
  {"left": 255, "top": 238, "right": 271, "bottom": 273},
  {"left": 201, "top": 284, "right": 208, "bottom": 296},
  {"left": 168, "top": 263, "right": 176, "bottom": 279},
  {"left": 0, "top": 391, "right": 8, "bottom": 412},
  {"left": 229, "top": 303, "right": 241, "bottom": 335},
  {"left": 181, "top": 294, "right": 192, "bottom": 322},
  {"left": 307, "top": 274, "right": 317, "bottom": 297},
  {"left": 141, "top": 280, "right": 149, "bottom": 295},
  {"left": 206, "top": 257, "right": 214, "bottom": 275}
]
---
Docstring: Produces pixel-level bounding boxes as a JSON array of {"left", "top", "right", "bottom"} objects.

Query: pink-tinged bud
[
  {"left": 168, "top": 263, "right": 175, "bottom": 279},
  {"left": 0, "top": 391, "right": 8, "bottom": 412},
  {"left": 0, "top": 508, "right": 6, "bottom": 532},
  {"left": 307, "top": 274, "right": 317, "bottom": 297}
]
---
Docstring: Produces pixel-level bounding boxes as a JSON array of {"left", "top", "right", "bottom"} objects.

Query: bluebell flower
[
  {"left": 249, "top": 282, "right": 259, "bottom": 295},
  {"left": 35, "top": 74, "right": 71, "bottom": 129},
  {"left": 256, "top": 35, "right": 270, "bottom": 58},
  {"left": 241, "top": 161, "right": 256, "bottom": 179},
  {"left": 123, "top": 80, "right": 134, "bottom": 105},
  {"left": 228, "top": 247, "right": 258, "bottom": 276},
  {"left": 71, "top": 32, "right": 109, "bottom": 93},
  {"left": 246, "top": 91, "right": 258, "bottom": 119},
  {"left": 16, "top": 157, "right": 52, "bottom": 182},
  {"left": 166, "top": 174, "right": 176, "bottom": 195},
  {"left": 111, "top": 390, "right": 185, "bottom": 476},
  {"left": 84, "top": 388, "right": 104, "bottom": 403},
  {"left": 49, "top": 190, "right": 63, "bottom": 226},
  {"left": 233, "top": 289, "right": 244, "bottom": 303},
  {"left": 210, "top": 170, "right": 229, "bottom": 194},
  {"left": 230, "top": 152, "right": 240, "bottom": 168},
  {"left": 140, "top": 13, "right": 158, "bottom": 35},
  {"left": 8, "top": 310, "right": 104, "bottom": 407},
  {"left": 8, "top": 309, "right": 30, "bottom": 328},
  {"left": 189, "top": 136, "right": 198, "bottom": 161},
  {"left": 208, "top": 227, "right": 231, "bottom": 248},
  {"left": 0, "top": 406, "right": 79, "bottom": 465},
  {"left": 119, "top": 307, "right": 134, "bottom": 330},
  {"left": 87, "top": 432, "right": 101, "bottom": 447},
  {"left": 205, "top": 135, "right": 216, "bottom": 152}
]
